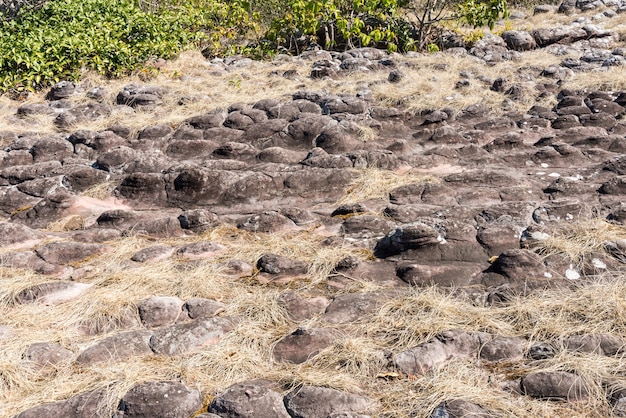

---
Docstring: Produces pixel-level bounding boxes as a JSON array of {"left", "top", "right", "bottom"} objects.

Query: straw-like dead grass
[
  {"left": 338, "top": 167, "right": 439, "bottom": 205},
  {"left": 531, "top": 218, "right": 626, "bottom": 267}
]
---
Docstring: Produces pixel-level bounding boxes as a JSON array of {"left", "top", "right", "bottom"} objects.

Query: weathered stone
[
  {"left": 395, "top": 329, "right": 483, "bottom": 375},
  {"left": 279, "top": 292, "right": 330, "bottom": 322},
  {"left": 521, "top": 371, "right": 589, "bottom": 401},
  {"left": 284, "top": 386, "right": 376, "bottom": 418},
  {"left": 432, "top": 399, "right": 493, "bottom": 418},
  {"left": 130, "top": 245, "right": 174, "bottom": 263},
  {"left": 208, "top": 379, "right": 291, "bottom": 418},
  {"left": 563, "top": 334, "right": 624, "bottom": 356},
  {"left": 257, "top": 253, "right": 308, "bottom": 276},
  {"left": 273, "top": 328, "right": 336, "bottom": 364},
  {"left": 23, "top": 342, "right": 73, "bottom": 367},
  {"left": 183, "top": 298, "right": 226, "bottom": 319},
  {"left": 149, "top": 317, "right": 237, "bottom": 356},
  {"left": 323, "top": 292, "right": 387, "bottom": 324},
  {"left": 117, "top": 381, "right": 203, "bottom": 417},
  {"left": 35, "top": 242, "right": 109, "bottom": 265},
  {"left": 16, "top": 281, "right": 91, "bottom": 305},
  {"left": 76, "top": 330, "right": 153, "bottom": 365},
  {"left": 16, "top": 389, "right": 108, "bottom": 418}
]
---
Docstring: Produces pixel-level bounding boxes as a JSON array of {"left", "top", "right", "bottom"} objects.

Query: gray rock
[
  {"left": 76, "top": 330, "right": 153, "bottom": 365},
  {"left": 323, "top": 292, "right": 388, "bottom": 324},
  {"left": 395, "top": 329, "right": 482, "bottom": 375},
  {"left": 521, "top": 371, "right": 589, "bottom": 401},
  {"left": 273, "top": 328, "right": 336, "bottom": 364},
  {"left": 137, "top": 296, "right": 186, "bottom": 328},
  {"left": 23, "top": 342, "right": 73, "bottom": 367},
  {"left": 183, "top": 298, "right": 226, "bottom": 319},
  {"left": 432, "top": 399, "right": 493, "bottom": 417},
  {"left": 208, "top": 379, "right": 290, "bottom": 417},
  {"left": 16, "top": 281, "right": 91, "bottom": 305},
  {"left": 131, "top": 245, "right": 174, "bottom": 263},
  {"left": 16, "top": 389, "right": 108, "bottom": 418},
  {"left": 284, "top": 386, "right": 376, "bottom": 418},
  {"left": 563, "top": 333, "right": 624, "bottom": 355},
  {"left": 117, "top": 381, "right": 203, "bottom": 417},
  {"left": 35, "top": 242, "right": 109, "bottom": 265},
  {"left": 149, "top": 317, "right": 237, "bottom": 356},
  {"left": 502, "top": 30, "right": 537, "bottom": 51}
]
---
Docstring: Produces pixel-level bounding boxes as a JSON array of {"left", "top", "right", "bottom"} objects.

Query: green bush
[{"left": 0, "top": 0, "right": 254, "bottom": 92}]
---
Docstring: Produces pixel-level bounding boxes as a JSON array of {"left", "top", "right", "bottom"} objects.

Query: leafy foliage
[
  {"left": 0, "top": 0, "right": 254, "bottom": 92},
  {"left": 0, "top": 0, "right": 509, "bottom": 93},
  {"left": 265, "top": 0, "right": 412, "bottom": 53}
]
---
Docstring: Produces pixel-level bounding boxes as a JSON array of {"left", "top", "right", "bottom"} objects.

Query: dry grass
[
  {"left": 338, "top": 168, "right": 439, "bottom": 205},
  {"left": 531, "top": 218, "right": 626, "bottom": 267}
]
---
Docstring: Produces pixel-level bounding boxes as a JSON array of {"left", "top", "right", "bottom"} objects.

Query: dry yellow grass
[{"left": 338, "top": 167, "right": 440, "bottom": 205}]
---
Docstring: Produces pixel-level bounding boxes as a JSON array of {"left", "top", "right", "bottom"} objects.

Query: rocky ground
[{"left": 2, "top": 2, "right": 626, "bottom": 418}]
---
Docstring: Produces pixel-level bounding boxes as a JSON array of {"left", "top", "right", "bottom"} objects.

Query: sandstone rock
[
  {"left": 47, "top": 81, "right": 77, "bottom": 101},
  {"left": 395, "top": 329, "right": 482, "bottom": 375},
  {"left": 35, "top": 242, "right": 109, "bottom": 265},
  {"left": 273, "top": 328, "right": 336, "bottom": 363},
  {"left": 322, "top": 292, "right": 387, "bottom": 324},
  {"left": 479, "top": 336, "right": 525, "bottom": 361},
  {"left": 0, "top": 222, "right": 44, "bottom": 247},
  {"left": 130, "top": 245, "right": 174, "bottom": 263},
  {"left": 183, "top": 298, "right": 226, "bottom": 319},
  {"left": 208, "top": 379, "right": 291, "bottom": 417},
  {"left": 563, "top": 333, "right": 624, "bottom": 355},
  {"left": 76, "top": 330, "right": 153, "bottom": 365},
  {"left": 149, "top": 317, "right": 237, "bottom": 356},
  {"left": 117, "top": 381, "right": 203, "bottom": 417},
  {"left": 16, "top": 389, "right": 108, "bottom": 418},
  {"left": 116, "top": 84, "right": 163, "bottom": 108},
  {"left": 257, "top": 253, "right": 308, "bottom": 276},
  {"left": 16, "top": 281, "right": 91, "bottom": 305},
  {"left": 175, "top": 242, "right": 226, "bottom": 260},
  {"left": 279, "top": 292, "right": 330, "bottom": 322},
  {"left": 178, "top": 209, "right": 220, "bottom": 232},
  {"left": 521, "top": 371, "right": 589, "bottom": 401},
  {"left": 432, "top": 399, "right": 493, "bottom": 418},
  {"left": 0, "top": 251, "right": 63, "bottom": 275},
  {"left": 23, "top": 342, "right": 73, "bottom": 367},
  {"left": 137, "top": 296, "right": 185, "bottom": 328},
  {"left": 284, "top": 386, "right": 376, "bottom": 418},
  {"left": 502, "top": 30, "right": 537, "bottom": 51}
]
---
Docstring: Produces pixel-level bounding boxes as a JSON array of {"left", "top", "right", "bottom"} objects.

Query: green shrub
[{"left": 0, "top": 0, "right": 254, "bottom": 93}]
